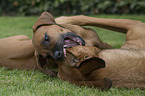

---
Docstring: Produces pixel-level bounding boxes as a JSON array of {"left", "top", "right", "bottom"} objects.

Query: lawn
[{"left": 0, "top": 15, "right": 145, "bottom": 96}]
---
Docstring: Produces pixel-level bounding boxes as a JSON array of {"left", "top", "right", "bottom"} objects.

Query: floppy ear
[
  {"left": 35, "top": 52, "right": 57, "bottom": 77},
  {"left": 79, "top": 57, "right": 105, "bottom": 76},
  {"left": 32, "top": 12, "right": 56, "bottom": 32}
]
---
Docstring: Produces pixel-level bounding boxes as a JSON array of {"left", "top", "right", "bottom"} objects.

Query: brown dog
[
  {"left": 56, "top": 15, "right": 145, "bottom": 89},
  {"left": 32, "top": 12, "right": 112, "bottom": 76},
  {"left": 58, "top": 46, "right": 145, "bottom": 90},
  {"left": 57, "top": 46, "right": 112, "bottom": 90},
  {"left": 0, "top": 13, "right": 144, "bottom": 90},
  {"left": 0, "top": 12, "right": 111, "bottom": 77}
]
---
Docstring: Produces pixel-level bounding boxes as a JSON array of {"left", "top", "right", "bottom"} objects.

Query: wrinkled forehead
[
  {"left": 36, "top": 25, "right": 71, "bottom": 39},
  {"left": 46, "top": 25, "right": 71, "bottom": 34},
  {"left": 37, "top": 25, "right": 71, "bottom": 34}
]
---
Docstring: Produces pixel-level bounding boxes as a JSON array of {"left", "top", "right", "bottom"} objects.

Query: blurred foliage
[{"left": 0, "top": 0, "right": 145, "bottom": 16}]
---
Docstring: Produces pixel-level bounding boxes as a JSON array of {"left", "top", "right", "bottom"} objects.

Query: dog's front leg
[
  {"left": 56, "top": 15, "right": 142, "bottom": 34},
  {"left": 71, "top": 78, "right": 112, "bottom": 91}
]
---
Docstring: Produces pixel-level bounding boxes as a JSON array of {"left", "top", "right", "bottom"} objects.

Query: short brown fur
[
  {"left": 0, "top": 13, "right": 145, "bottom": 90},
  {"left": 56, "top": 15, "right": 145, "bottom": 89}
]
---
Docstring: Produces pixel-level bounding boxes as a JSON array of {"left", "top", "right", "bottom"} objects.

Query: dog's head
[
  {"left": 58, "top": 46, "right": 105, "bottom": 79},
  {"left": 57, "top": 46, "right": 112, "bottom": 90},
  {"left": 32, "top": 12, "right": 85, "bottom": 61}
]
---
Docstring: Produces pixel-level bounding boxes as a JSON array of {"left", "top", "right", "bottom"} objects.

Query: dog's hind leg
[{"left": 0, "top": 35, "right": 38, "bottom": 70}]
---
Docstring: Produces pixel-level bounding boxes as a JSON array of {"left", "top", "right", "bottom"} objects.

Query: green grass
[{"left": 0, "top": 15, "right": 145, "bottom": 96}]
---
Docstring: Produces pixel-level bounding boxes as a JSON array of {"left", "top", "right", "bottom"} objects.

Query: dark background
[{"left": 0, "top": 0, "right": 145, "bottom": 16}]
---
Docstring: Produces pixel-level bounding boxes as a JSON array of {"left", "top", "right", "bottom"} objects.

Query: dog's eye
[
  {"left": 44, "top": 33, "right": 49, "bottom": 42},
  {"left": 42, "top": 33, "right": 50, "bottom": 46}
]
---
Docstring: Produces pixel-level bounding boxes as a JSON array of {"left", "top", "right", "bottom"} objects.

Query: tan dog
[
  {"left": 58, "top": 46, "right": 112, "bottom": 90},
  {"left": 32, "top": 12, "right": 112, "bottom": 76},
  {"left": 56, "top": 15, "right": 145, "bottom": 89},
  {"left": 0, "top": 13, "right": 144, "bottom": 90},
  {"left": 0, "top": 12, "right": 111, "bottom": 77},
  {"left": 58, "top": 46, "right": 144, "bottom": 90}
]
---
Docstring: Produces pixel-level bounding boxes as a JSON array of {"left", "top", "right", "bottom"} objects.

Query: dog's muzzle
[{"left": 54, "top": 50, "right": 64, "bottom": 60}]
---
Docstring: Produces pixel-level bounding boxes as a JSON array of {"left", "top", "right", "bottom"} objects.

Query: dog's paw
[
  {"left": 55, "top": 16, "right": 72, "bottom": 24},
  {"left": 99, "top": 78, "right": 112, "bottom": 91},
  {"left": 86, "top": 78, "right": 112, "bottom": 91}
]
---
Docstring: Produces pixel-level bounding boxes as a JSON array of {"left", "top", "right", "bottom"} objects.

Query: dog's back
[
  {"left": 58, "top": 46, "right": 145, "bottom": 89},
  {"left": 96, "top": 49, "right": 145, "bottom": 88}
]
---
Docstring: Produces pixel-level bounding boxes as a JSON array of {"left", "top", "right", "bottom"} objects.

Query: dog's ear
[
  {"left": 35, "top": 51, "right": 57, "bottom": 77},
  {"left": 33, "top": 12, "right": 56, "bottom": 32},
  {"left": 79, "top": 57, "right": 105, "bottom": 76}
]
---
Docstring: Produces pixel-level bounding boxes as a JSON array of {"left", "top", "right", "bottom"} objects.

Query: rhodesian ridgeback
[
  {"left": 56, "top": 15, "right": 145, "bottom": 90},
  {"left": 32, "top": 12, "right": 112, "bottom": 76},
  {"left": 58, "top": 46, "right": 145, "bottom": 90},
  {"left": 0, "top": 12, "right": 144, "bottom": 90},
  {"left": 0, "top": 12, "right": 111, "bottom": 77},
  {"left": 57, "top": 46, "right": 112, "bottom": 90}
]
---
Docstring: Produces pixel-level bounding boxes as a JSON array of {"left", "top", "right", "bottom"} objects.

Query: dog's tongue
[
  {"left": 63, "top": 37, "right": 82, "bottom": 57},
  {"left": 64, "top": 39, "right": 77, "bottom": 47}
]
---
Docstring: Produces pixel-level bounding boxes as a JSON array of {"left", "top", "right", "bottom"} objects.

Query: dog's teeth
[
  {"left": 76, "top": 40, "right": 81, "bottom": 45},
  {"left": 64, "top": 48, "right": 67, "bottom": 57},
  {"left": 64, "top": 45, "right": 67, "bottom": 48},
  {"left": 76, "top": 40, "right": 82, "bottom": 45},
  {"left": 77, "top": 40, "right": 80, "bottom": 43}
]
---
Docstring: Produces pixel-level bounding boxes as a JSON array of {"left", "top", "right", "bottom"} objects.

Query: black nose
[{"left": 54, "top": 50, "right": 64, "bottom": 60}]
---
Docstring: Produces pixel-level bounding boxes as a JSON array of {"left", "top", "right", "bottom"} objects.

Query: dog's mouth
[{"left": 63, "top": 36, "right": 85, "bottom": 57}]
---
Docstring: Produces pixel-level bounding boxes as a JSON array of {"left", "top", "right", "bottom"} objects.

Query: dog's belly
[{"left": 98, "top": 49, "right": 145, "bottom": 88}]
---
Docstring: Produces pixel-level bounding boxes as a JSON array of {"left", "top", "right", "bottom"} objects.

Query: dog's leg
[
  {"left": 56, "top": 15, "right": 142, "bottom": 34},
  {"left": 0, "top": 35, "right": 38, "bottom": 70},
  {"left": 56, "top": 15, "right": 145, "bottom": 49},
  {"left": 71, "top": 78, "right": 112, "bottom": 91}
]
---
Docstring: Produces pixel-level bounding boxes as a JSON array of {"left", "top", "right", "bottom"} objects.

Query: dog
[
  {"left": 57, "top": 46, "right": 145, "bottom": 90},
  {"left": 0, "top": 12, "right": 111, "bottom": 77},
  {"left": 32, "top": 12, "right": 112, "bottom": 76},
  {"left": 56, "top": 15, "right": 145, "bottom": 89},
  {"left": 57, "top": 46, "right": 112, "bottom": 90},
  {"left": 0, "top": 12, "right": 144, "bottom": 90}
]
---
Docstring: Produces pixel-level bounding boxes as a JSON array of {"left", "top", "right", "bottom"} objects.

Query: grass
[{"left": 0, "top": 15, "right": 145, "bottom": 96}]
